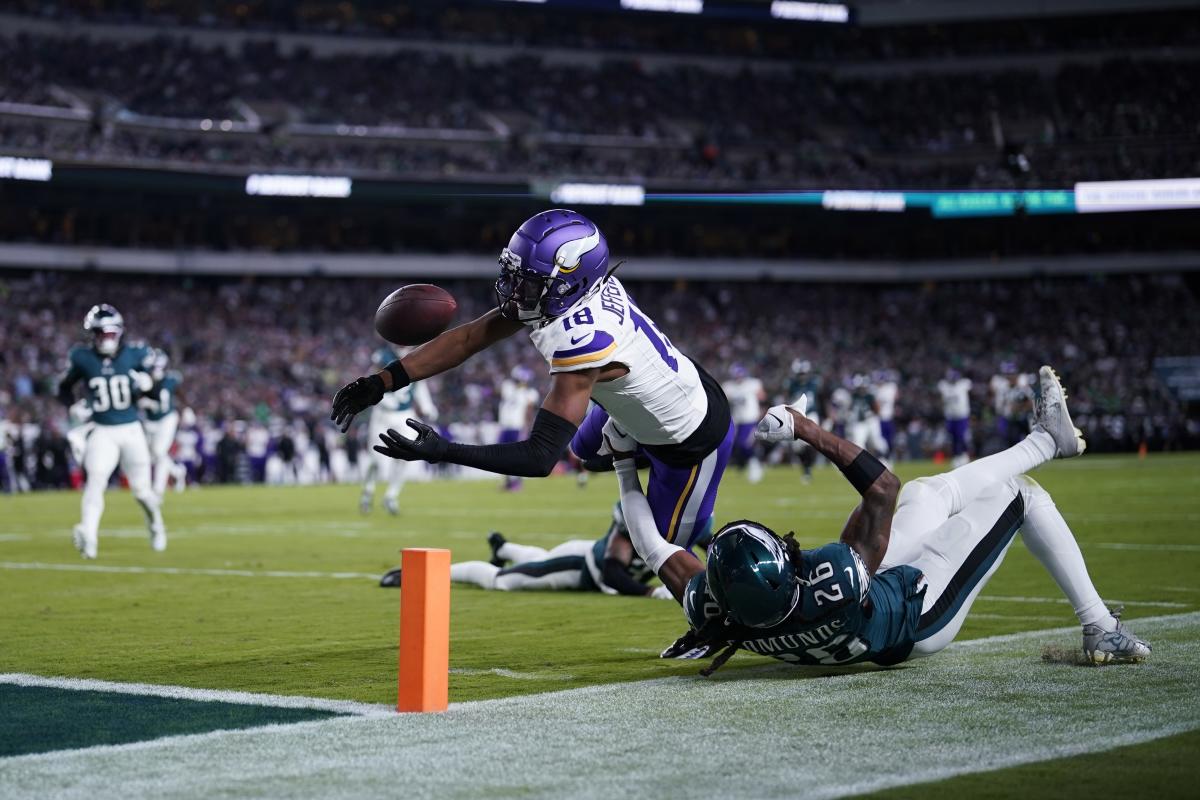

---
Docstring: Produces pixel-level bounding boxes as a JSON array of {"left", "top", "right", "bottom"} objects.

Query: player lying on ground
[
  {"left": 58, "top": 304, "right": 166, "bottom": 558},
  {"left": 607, "top": 366, "right": 1150, "bottom": 674},
  {"left": 380, "top": 504, "right": 674, "bottom": 598},
  {"left": 331, "top": 209, "right": 733, "bottom": 549}
]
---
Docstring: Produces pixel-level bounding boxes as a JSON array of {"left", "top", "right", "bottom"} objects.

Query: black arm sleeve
[
  {"left": 441, "top": 408, "right": 576, "bottom": 478},
  {"left": 580, "top": 453, "right": 652, "bottom": 473},
  {"left": 601, "top": 558, "right": 651, "bottom": 597}
]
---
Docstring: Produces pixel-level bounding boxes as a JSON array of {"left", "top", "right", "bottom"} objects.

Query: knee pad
[{"left": 1014, "top": 474, "right": 1052, "bottom": 511}]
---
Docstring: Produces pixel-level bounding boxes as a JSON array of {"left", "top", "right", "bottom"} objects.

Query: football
[{"left": 373, "top": 284, "right": 458, "bottom": 345}]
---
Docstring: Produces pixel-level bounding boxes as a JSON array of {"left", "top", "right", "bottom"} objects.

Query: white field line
[
  {"left": 448, "top": 668, "right": 575, "bottom": 681},
  {"left": 0, "top": 562, "right": 380, "bottom": 580},
  {"left": 2, "top": 561, "right": 1194, "bottom": 610},
  {"left": 978, "top": 593, "right": 1188, "bottom": 608},
  {"left": 2, "top": 610, "right": 1198, "bottom": 800},
  {"left": 1090, "top": 542, "right": 1200, "bottom": 553},
  {"left": 0, "top": 674, "right": 392, "bottom": 717}
]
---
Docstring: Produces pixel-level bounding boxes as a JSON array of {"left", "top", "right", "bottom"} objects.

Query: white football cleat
[
  {"left": 73, "top": 524, "right": 97, "bottom": 560},
  {"left": 1083, "top": 608, "right": 1151, "bottom": 664},
  {"left": 1033, "top": 365, "right": 1086, "bottom": 458},
  {"left": 384, "top": 496, "right": 400, "bottom": 516},
  {"left": 149, "top": 521, "right": 167, "bottom": 552}
]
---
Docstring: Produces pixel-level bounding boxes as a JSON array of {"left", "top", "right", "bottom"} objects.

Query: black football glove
[
  {"left": 330, "top": 375, "right": 385, "bottom": 432},
  {"left": 374, "top": 420, "right": 450, "bottom": 463},
  {"left": 659, "top": 628, "right": 723, "bottom": 660}
]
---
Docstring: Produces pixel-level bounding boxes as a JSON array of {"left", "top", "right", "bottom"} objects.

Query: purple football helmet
[{"left": 495, "top": 209, "right": 610, "bottom": 324}]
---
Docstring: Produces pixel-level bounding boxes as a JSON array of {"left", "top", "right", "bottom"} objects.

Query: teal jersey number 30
[{"left": 62, "top": 344, "right": 154, "bottom": 426}]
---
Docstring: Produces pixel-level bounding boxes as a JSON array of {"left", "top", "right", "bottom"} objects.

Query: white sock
[
  {"left": 80, "top": 481, "right": 106, "bottom": 537},
  {"left": 450, "top": 561, "right": 499, "bottom": 589},
  {"left": 1020, "top": 483, "right": 1114, "bottom": 631},
  {"left": 497, "top": 543, "right": 548, "bottom": 563},
  {"left": 132, "top": 488, "right": 163, "bottom": 531},
  {"left": 935, "top": 430, "right": 1056, "bottom": 514}
]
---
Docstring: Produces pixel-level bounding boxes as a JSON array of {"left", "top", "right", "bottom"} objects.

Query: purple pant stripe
[{"left": 573, "top": 406, "right": 733, "bottom": 551}]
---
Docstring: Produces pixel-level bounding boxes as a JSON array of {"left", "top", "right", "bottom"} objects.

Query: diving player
[
  {"left": 723, "top": 364, "right": 766, "bottom": 483},
  {"left": 609, "top": 366, "right": 1149, "bottom": 672},
  {"left": 381, "top": 503, "right": 672, "bottom": 598},
  {"left": 58, "top": 304, "right": 166, "bottom": 558},
  {"left": 497, "top": 365, "right": 540, "bottom": 491},
  {"left": 360, "top": 345, "right": 438, "bottom": 514},
  {"left": 333, "top": 209, "right": 733, "bottom": 550},
  {"left": 139, "top": 348, "right": 185, "bottom": 498}
]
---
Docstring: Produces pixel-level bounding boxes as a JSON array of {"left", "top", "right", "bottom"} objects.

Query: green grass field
[{"left": 2, "top": 454, "right": 1199, "bottom": 797}]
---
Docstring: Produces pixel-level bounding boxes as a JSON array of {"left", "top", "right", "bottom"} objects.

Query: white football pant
[
  {"left": 363, "top": 411, "right": 416, "bottom": 502},
  {"left": 80, "top": 421, "right": 163, "bottom": 539},
  {"left": 450, "top": 540, "right": 594, "bottom": 591},
  {"left": 143, "top": 411, "right": 180, "bottom": 497},
  {"left": 881, "top": 429, "right": 1110, "bottom": 656}
]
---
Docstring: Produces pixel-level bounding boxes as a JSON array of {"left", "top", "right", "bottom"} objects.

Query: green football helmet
[{"left": 706, "top": 520, "right": 800, "bottom": 628}]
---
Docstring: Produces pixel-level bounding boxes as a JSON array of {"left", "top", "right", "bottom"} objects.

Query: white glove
[
  {"left": 598, "top": 418, "right": 637, "bottom": 457},
  {"left": 129, "top": 370, "right": 154, "bottom": 393},
  {"left": 651, "top": 585, "right": 674, "bottom": 600},
  {"left": 754, "top": 395, "right": 809, "bottom": 443}
]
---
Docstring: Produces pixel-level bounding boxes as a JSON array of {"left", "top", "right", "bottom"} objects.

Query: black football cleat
[
  {"left": 487, "top": 531, "right": 508, "bottom": 568},
  {"left": 379, "top": 568, "right": 402, "bottom": 588}
]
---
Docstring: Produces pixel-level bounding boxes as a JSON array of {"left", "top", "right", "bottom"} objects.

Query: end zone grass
[{"left": 1, "top": 454, "right": 1198, "bottom": 797}]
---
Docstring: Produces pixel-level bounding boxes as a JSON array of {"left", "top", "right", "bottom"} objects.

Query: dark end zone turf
[{"left": 0, "top": 685, "right": 342, "bottom": 757}]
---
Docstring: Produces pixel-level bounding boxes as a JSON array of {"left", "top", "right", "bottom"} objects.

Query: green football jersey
[
  {"left": 144, "top": 370, "right": 183, "bottom": 422},
  {"left": 61, "top": 343, "right": 154, "bottom": 426},
  {"left": 685, "top": 542, "right": 925, "bottom": 667}
]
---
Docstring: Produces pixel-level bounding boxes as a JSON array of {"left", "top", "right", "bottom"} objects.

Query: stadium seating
[{"left": 2, "top": 269, "right": 1195, "bottom": 489}]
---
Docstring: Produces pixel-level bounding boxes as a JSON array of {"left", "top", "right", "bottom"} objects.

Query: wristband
[
  {"left": 839, "top": 450, "right": 886, "bottom": 494},
  {"left": 384, "top": 360, "right": 411, "bottom": 391}
]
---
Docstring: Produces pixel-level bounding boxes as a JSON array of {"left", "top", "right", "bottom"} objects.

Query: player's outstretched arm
[
  {"left": 373, "top": 370, "right": 594, "bottom": 477},
  {"left": 605, "top": 420, "right": 702, "bottom": 602},
  {"left": 757, "top": 404, "right": 899, "bottom": 575},
  {"left": 332, "top": 310, "right": 521, "bottom": 431},
  {"left": 382, "top": 309, "right": 522, "bottom": 388}
]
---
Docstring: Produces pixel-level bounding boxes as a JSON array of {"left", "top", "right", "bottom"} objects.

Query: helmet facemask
[
  {"left": 94, "top": 327, "right": 122, "bottom": 356},
  {"left": 494, "top": 247, "right": 583, "bottom": 325},
  {"left": 706, "top": 520, "right": 802, "bottom": 629}
]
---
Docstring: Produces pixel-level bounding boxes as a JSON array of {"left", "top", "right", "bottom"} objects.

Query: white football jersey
[
  {"left": 723, "top": 377, "right": 764, "bottom": 424},
  {"left": 873, "top": 381, "right": 897, "bottom": 421},
  {"left": 372, "top": 383, "right": 436, "bottom": 435},
  {"left": 498, "top": 380, "right": 540, "bottom": 430},
  {"left": 175, "top": 427, "right": 199, "bottom": 461},
  {"left": 938, "top": 378, "right": 973, "bottom": 420},
  {"left": 989, "top": 374, "right": 1011, "bottom": 415},
  {"left": 528, "top": 277, "right": 706, "bottom": 446}
]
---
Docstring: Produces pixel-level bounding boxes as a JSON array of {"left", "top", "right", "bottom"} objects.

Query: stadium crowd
[
  {"left": 1, "top": 23, "right": 1197, "bottom": 188},
  {"left": 1, "top": 269, "right": 1196, "bottom": 490},
  {"left": 10, "top": 0, "right": 1199, "bottom": 62}
]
